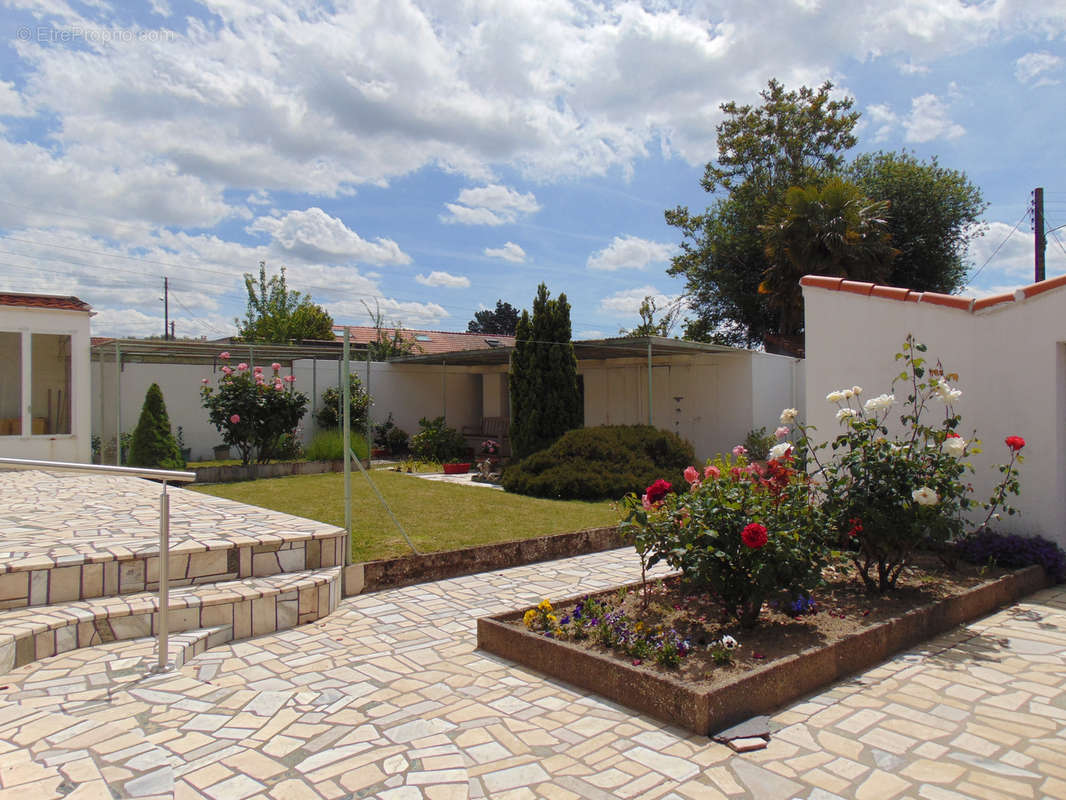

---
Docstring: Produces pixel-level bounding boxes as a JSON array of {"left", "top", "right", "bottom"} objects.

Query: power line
[{"left": 967, "top": 209, "right": 1029, "bottom": 284}]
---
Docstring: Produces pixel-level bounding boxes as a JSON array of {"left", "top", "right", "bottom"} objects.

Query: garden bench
[{"left": 462, "top": 416, "right": 510, "bottom": 456}]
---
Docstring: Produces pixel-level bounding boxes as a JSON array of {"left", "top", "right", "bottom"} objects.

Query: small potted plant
[{"left": 475, "top": 439, "right": 502, "bottom": 483}]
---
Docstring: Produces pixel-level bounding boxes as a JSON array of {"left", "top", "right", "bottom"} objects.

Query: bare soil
[{"left": 520, "top": 555, "right": 1008, "bottom": 692}]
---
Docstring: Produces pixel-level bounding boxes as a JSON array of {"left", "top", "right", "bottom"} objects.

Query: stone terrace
[{"left": 0, "top": 548, "right": 1063, "bottom": 799}]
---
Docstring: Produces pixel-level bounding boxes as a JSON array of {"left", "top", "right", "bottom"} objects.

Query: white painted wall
[
  {"left": 803, "top": 285, "right": 1064, "bottom": 547},
  {"left": 0, "top": 306, "right": 91, "bottom": 463}
]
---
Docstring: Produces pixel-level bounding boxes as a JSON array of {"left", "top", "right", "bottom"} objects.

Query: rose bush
[
  {"left": 201, "top": 354, "right": 308, "bottom": 465},
  {"left": 622, "top": 451, "right": 825, "bottom": 628}
]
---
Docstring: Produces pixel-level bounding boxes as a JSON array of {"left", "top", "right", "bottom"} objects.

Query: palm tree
[{"left": 760, "top": 178, "right": 897, "bottom": 339}]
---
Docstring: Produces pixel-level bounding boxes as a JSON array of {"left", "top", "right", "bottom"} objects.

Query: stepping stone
[{"left": 711, "top": 714, "right": 772, "bottom": 743}]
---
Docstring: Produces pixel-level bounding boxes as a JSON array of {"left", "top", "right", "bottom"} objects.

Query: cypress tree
[
  {"left": 128, "top": 383, "right": 184, "bottom": 469},
  {"left": 509, "top": 284, "right": 582, "bottom": 458}
]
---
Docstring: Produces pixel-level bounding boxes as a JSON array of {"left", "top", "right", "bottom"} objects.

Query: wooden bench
[{"left": 462, "top": 416, "right": 510, "bottom": 455}]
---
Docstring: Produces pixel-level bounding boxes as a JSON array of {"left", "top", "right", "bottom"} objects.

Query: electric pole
[
  {"left": 163, "top": 277, "right": 170, "bottom": 340},
  {"left": 1034, "top": 188, "right": 1046, "bottom": 283}
]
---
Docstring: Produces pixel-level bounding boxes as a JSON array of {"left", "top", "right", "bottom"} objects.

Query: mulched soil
[{"left": 518, "top": 555, "right": 1008, "bottom": 691}]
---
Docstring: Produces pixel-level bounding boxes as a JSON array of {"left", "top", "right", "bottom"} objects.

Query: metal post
[
  {"left": 365, "top": 348, "right": 372, "bottom": 454},
  {"left": 647, "top": 341, "right": 653, "bottom": 425},
  {"left": 155, "top": 481, "right": 170, "bottom": 672},
  {"left": 342, "top": 330, "right": 352, "bottom": 563},
  {"left": 312, "top": 359, "right": 317, "bottom": 421},
  {"left": 114, "top": 342, "right": 121, "bottom": 465}
]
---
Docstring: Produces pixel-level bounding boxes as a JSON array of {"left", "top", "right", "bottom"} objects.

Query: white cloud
[
  {"left": 440, "top": 185, "right": 540, "bottom": 226},
  {"left": 483, "top": 242, "right": 526, "bottom": 263},
  {"left": 865, "top": 103, "right": 898, "bottom": 143},
  {"left": 247, "top": 207, "right": 410, "bottom": 265},
  {"left": 415, "top": 270, "right": 470, "bottom": 288},
  {"left": 587, "top": 235, "right": 674, "bottom": 271},
  {"left": 903, "top": 93, "right": 965, "bottom": 143},
  {"left": 1015, "top": 51, "right": 1062, "bottom": 86},
  {"left": 599, "top": 285, "right": 678, "bottom": 315},
  {"left": 966, "top": 220, "right": 1066, "bottom": 289}
]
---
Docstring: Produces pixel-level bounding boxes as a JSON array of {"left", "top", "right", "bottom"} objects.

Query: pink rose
[
  {"left": 221, "top": 366, "right": 233, "bottom": 376},
  {"left": 775, "top": 426, "right": 790, "bottom": 439},
  {"left": 237, "top": 363, "right": 248, "bottom": 371},
  {"left": 219, "top": 351, "right": 230, "bottom": 360},
  {"left": 274, "top": 380, "right": 284, "bottom": 391},
  {"left": 271, "top": 362, "right": 281, "bottom": 371},
  {"left": 254, "top": 365, "right": 263, "bottom": 374},
  {"left": 284, "top": 375, "right": 295, "bottom": 383},
  {"left": 704, "top": 465, "right": 720, "bottom": 480},
  {"left": 229, "top": 414, "right": 240, "bottom": 424},
  {"left": 683, "top": 466, "right": 699, "bottom": 485},
  {"left": 732, "top": 445, "right": 747, "bottom": 457},
  {"left": 201, "top": 377, "right": 209, "bottom": 384}
]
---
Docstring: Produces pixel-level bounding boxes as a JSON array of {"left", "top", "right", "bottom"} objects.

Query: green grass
[{"left": 189, "top": 471, "right": 619, "bottom": 562}]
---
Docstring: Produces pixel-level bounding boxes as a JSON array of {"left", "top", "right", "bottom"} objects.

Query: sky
[{"left": 0, "top": 0, "right": 1064, "bottom": 341}]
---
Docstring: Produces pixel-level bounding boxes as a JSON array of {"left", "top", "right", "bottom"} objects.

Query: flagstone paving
[{"left": 0, "top": 548, "right": 1063, "bottom": 799}]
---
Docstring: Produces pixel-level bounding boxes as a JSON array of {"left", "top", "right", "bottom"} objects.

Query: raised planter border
[
  {"left": 193, "top": 459, "right": 370, "bottom": 484},
  {"left": 476, "top": 564, "right": 1050, "bottom": 736},
  {"left": 343, "top": 526, "right": 626, "bottom": 595}
]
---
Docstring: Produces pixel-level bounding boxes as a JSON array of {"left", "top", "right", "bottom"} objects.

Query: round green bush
[{"left": 501, "top": 425, "right": 695, "bottom": 501}]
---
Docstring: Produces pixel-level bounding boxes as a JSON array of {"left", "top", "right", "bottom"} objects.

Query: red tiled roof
[
  {"left": 0, "top": 293, "right": 92, "bottom": 312},
  {"left": 333, "top": 325, "right": 515, "bottom": 355},
  {"left": 800, "top": 273, "right": 1066, "bottom": 314}
]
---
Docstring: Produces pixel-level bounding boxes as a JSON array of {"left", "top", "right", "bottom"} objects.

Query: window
[
  {"left": 31, "top": 334, "right": 72, "bottom": 435},
  {"left": 0, "top": 332, "right": 20, "bottom": 435}
]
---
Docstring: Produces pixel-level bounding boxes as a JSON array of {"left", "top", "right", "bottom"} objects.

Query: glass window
[
  {"left": 31, "top": 333, "right": 71, "bottom": 435},
  {"left": 0, "top": 332, "right": 20, "bottom": 435}
]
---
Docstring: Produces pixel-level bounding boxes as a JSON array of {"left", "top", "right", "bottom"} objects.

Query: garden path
[{"left": 0, "top": 547, "right": 1063, "bottom": 799}]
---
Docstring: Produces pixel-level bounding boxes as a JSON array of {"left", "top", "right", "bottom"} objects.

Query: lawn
[{"left": 190, "top": 470, "right": 619, "bottom": 562}]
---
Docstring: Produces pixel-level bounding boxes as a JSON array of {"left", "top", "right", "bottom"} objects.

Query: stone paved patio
[{"left": 0, "top": 547, "right": 1063, "bottom": 799}]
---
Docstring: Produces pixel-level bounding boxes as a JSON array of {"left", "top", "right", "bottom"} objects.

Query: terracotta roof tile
[
  {"left": 0, "top": 293, "right": 91, "bottom": 312},
  {"left": 333, "top": 325, "right": 515, "bottom": 355},
  {"left": 800, "top": 273, "right": 1066, "bottom": 314}
]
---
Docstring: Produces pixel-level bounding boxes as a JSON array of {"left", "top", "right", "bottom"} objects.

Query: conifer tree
[
  {"left": 509, "top": 284, "right": 582, "bottom": 458},
  {"left": 128, "top": 383, "right": 184, "bottom": 469}
]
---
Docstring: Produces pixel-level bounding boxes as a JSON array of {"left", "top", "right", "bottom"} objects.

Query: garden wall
[{"left": 802, "top": 275, "right": 1066, "bottom": 547}]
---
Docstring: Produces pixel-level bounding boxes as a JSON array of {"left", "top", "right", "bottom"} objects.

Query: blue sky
[{"left": 0, "top": 0, "right": 1063, "bottom": 340}]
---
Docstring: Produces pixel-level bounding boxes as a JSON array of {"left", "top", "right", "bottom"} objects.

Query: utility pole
[
  {"left": 170, "top": 321, "right": 175, "bottom": 340},
  {"left": 1034, "top": 188, "right": 1046, "bottom": 283},
  {"left": 163, "top": 276, "right": 170, "bottom": 339}
]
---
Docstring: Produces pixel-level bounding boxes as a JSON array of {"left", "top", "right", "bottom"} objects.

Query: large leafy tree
[
  {"left": 760, "top": 178, "right": 897, "bottom": 337},
  {"left": 509, "top": 284, "right": 582, "bottom": 459},
  {"left": 666, "top": 80, "right": 861, "bottom": 346},
  {"left": 236, "top": 262, "right": 335, "bottom": 343},
  {"left": 468, "top": 300, "right": 520, "bottom": 335},
  {"left": 847, "top": 151, "right": 987, "bottom": 294}
]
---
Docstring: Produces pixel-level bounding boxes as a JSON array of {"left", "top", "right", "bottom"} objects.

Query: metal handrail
[{"left": 0, "top": 456, "right": 196, "bottom": 673}]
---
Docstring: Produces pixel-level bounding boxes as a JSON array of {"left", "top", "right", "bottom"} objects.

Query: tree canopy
[
  {"left": 236, "top": 262, "right": 335, "bottom": 343},
  {"left": 468, "top": 300, "right": 519, "bottom": 335},
  {"left": 619, "top": 295, "right": 681, "bottom": 337},
  {"left": 666, "top": 79, "right": 985, "bottom": 350},
  {"left": 509, "top": 284, "right": 582, "bottom": 459}
]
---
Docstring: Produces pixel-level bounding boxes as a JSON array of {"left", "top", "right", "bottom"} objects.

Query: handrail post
[{"left": 155, "top": 481, "right": 170, "bottom": 672}]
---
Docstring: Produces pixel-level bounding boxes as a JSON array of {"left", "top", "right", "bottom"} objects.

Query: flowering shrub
[
  {"left": 201, "top": 354, "right": 308, "bottom": 465},
  {"left": 798, "top": 336, "right": 1024, "bottom": 592},
  {"left": 621, "top": 451, "right": 825, "bottom": 628},
  {"left": 956, "top": 530, "right": 1065, "bottom": 583}
]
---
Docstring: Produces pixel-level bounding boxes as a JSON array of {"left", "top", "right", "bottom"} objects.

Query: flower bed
[{"left": 477, "top": 561, "right": 1049, "bottom": 735}]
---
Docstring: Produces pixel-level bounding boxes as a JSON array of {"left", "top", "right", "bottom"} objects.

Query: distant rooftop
[
  {"left": 332, "top": 325, "right": 516, "bottom": 355},
  {"left": 0, "top": 292, "right": 92, "bottom": 313}
]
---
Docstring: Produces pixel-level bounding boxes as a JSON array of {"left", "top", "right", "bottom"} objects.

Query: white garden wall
[{"left": 802, "top": 275, "right": 1066, "bottom": 547}]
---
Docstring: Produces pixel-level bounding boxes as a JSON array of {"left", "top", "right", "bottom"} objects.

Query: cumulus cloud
[
  {"left": 247, "top": 208, "right": 410, "bottom": 265},
  {"left": 902, "top": 94, "right": 965, "bottom": 143},
  {"left": 1015, "top": 51, "right": 1062, "bottom": 86},
  {"left": 587, "top": 235, "right": 674, "bottom": 271},
  {"left": 966, "top": 220, "right": 1066, "bottom": 288},
  {"left": 415, "top": 270, "right": 470, "bottom": 288},
  {"left": 483, "top": 242, "right": 527, "bottom": 263},
  {"left": 441, "top": 185, "right": 540, "bottom": 226},
  {"left": 599, "top": 286, "right": 678, "bottom": 315}
]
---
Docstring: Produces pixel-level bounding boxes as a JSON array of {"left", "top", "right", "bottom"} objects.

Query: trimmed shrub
[
  {"left": 128, "top": 383, "right": 184, "bottom": 469},
  {"left": 409, "top": 417, "right": 467, "bottom": 463},
  {"left": 957, "top": 530, "right": 1065, "bottom": 583},
  {"left": 315, "top": 374, "right": 371, "bottom": 431},
  {"left": 502, "top": 425, "right": 695, "bottom": 501},
  {"left": 304, "top": 429, "right": 369, "bottom": 462}
]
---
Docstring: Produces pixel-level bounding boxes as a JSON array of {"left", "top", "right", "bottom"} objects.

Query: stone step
[
  {"left": 0, "top": 567, "right": 341, "bottom": 673},
  {"left": 0, "top": 473, "right": 348, "bottom": 610}
]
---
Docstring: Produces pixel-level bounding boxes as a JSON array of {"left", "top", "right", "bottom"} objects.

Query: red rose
[
  {"left": 1005, "top": 435, "right": 1025, "bottom": 452},
  {"left": 741, "top": 523, "right": 768, "bottom": 549},
  {"left": 946, "top": 432, "right": 961, "bottom": 439},
  {"left": 644, "top": 479, "right": 672, "bottom": 505},
  {"left": 847, "top": 517, "right": 863, "bottom": 537}
]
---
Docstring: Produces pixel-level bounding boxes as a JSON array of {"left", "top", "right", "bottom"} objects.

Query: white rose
[
  {"left": 843, "top": 389, "right": 854, "bottom": 399},
  {"left": 851, "top": 386, "right": 863, "bottom": 396},
  {"left": 944, "top": 436, "right": 967, "bottom": 457},
  {"left": 826, "top": 390, "right": 845, "bottom": 403},
  {"left": 720, "top": 635, "right": 738, "bottom": 649},
  {"left": 863, "top": 393, "right": 895, "bottom": 412},
  {"left": 780, "top": 408, "right": 798, "bottom": 423},
  {"left": 934, "top": 382, "right": 962, "bottom": 403},
  {"left": 836, "top": 408, "right": 857, "bottom": 421},
  {"left": 912, "top": 487, "right": 939, "bottom": 506},
  {"left": 769, "top": 442, "right": 792, "bottom": 461}
]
